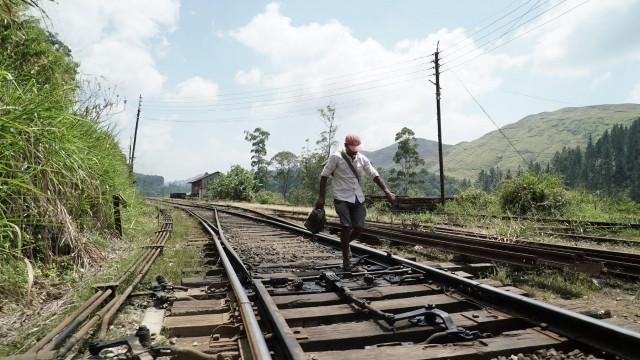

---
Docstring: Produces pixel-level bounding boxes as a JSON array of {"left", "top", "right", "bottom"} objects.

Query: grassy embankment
[{"left": 0, "top": 4, "right": 157, "bottom": 355}]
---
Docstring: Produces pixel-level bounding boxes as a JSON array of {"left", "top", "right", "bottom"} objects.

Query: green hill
[
  {"left": 440, "top": 103, "right": 640, "bottom": 179},
  {"left": 363, "top": 104, "right": 640, "bottom": 179},
  {"left": 362, "top": 138, "right": 453, "bottom": 169}
]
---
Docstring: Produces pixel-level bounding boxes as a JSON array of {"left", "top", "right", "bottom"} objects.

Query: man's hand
[
  {"left": 385, "top": 191, "right": 397, "bottom": 206},
  {"left": 315, "top": 198, "right": 325, "bottom": 209}
]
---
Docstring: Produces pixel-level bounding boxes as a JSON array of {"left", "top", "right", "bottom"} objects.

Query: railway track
[
  {"left": 193, "top": 203, "right": 640, "bottom": 279},
  {"left": 11, "top": 202, "right": 639, "bottom": 359},
  {"left": 266, "top": 207, "right": 640, "bottom": 247},
  {"left": 9, "top": 208, "right": 173, "bottom": 360},
  {"left": 155, "top": 201, "right": 639, "bottom": 359}
]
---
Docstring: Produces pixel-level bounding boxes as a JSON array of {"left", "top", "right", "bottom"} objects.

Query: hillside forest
[{"left": 200, "top": 105, "right": 639, "bottom": 218}]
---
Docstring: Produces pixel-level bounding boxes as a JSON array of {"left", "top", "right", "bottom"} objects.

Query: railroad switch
[
  {"left": 150, "top": 275, "right": 177, "bottom": 308},
  {"left": 89, "top": 325, "right": 151, "bottom": 360},
  {"left": 321, "top": 271, "right": 481, "bottom": 343},
  {"left": 391, "top": 304, "right": 481, "bottom": 343}
]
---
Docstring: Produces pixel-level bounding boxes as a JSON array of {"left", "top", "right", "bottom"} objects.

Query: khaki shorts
[{"left": 334, "top": 199, "right": 366, "bottom": 228}]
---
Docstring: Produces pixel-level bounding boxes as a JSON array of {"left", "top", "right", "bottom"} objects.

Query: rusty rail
[{"left": 19, "top": 209, "right": 173, "bottom": 359}]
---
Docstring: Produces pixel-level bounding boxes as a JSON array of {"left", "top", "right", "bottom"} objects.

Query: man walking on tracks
[{"left": 315, "top": 134, "right": 396, "bottom": 271}]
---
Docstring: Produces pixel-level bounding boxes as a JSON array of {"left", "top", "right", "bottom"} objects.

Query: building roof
[{"left": 187, "top": 171, "right": 220, "bottom": 183}]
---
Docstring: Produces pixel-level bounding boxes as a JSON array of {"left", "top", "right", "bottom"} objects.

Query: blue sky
[{"left": 41, "top": 0, "right": 640, "bottom": 180}]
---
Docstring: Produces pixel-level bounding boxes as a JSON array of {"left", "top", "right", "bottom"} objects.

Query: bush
[
  {"left": 255, "top": 191, "right": 286, "bottom": 205},
  {"left": 448, "top": 188, "right": 495, "bottom": 213},
  {"left": 498, "top": 173, "right": 568, "bottom": 216},
  {"left": 207, "top": 165, "right": 255, "bottom": 201},
  {"left": 287, "top": 186, "right": 315, "bottom": 206}
]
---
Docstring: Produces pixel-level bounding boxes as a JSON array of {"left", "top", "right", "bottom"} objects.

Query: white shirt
[{"left": 320, "top": 150, "right": 380, "bottom": 203}]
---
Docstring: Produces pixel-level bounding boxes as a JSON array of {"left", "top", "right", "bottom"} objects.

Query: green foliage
[
  {"left": 498, "top": 173, "right": 569, "bottom": 216},
  {"left": 550, "top": 118, "right": 640, "bottom": 201},
  {"left": 449, "top": 188, "right": 496, "bottom": 213},
  {"left": 289, "top": 139, "right": 326, "bottom": 205},
  {"left": 270, "top": 151, "right": 298, "bottom": 198},
  {"left": 317, "top": 104, "right": 338, "bottom": 160},
  {"left": 390, "top": 127, "right": 425, "bottom": 195},
  {"left": 244, "top": 127, "right": 271, "bottom": 190},
  {"left": 207, "top": 165, "right": 256, "bottom": 201},
  {"left": 254, "top": 190, "right": 287, "bottom": 205},
  {"left": 0, "top": 6, "right": 134, "bottom": 270},
  {"left": 443, "top": 104, "right": 640, "bottom": 180},
  {"left": 134, "top": 173, "right": 189, "bottom": 196}
]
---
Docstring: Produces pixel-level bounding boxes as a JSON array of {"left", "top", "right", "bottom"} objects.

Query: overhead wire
[
  {"left": 442, "top": 0, "right": 591, "bottom": 72},
  {"left": 144, "top": 58, "right": 433, "bottom": 102},
  {"left": 144, "top": 1, "right": 548, "bottom": 105},
  {"left": 143, "top": 76, "right": 424, "bottom": 124},
  {"left": 439, "top": 0, "right": 551, "bottom": 61},
  {"left": 143, "top": 70, "right": 431, "bottom": 113},
  {"left": 449, "top": 69, "right": 529, "bottom": 165}
]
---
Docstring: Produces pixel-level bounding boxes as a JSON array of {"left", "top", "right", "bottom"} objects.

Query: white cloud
[
  {"left": 175, "top": 76, "right": 219, "bottom": 99},
  {"left": 40, "top": 0, "right": 180, "bottom": 97},
  {"left": 229, "top": 3, "right": 523, "bottom": 148},
  {"left": 235, "top": 67, "right": 263, "bottom": 85},
  {"left": 629, "top": 82, "right": 640, "bottom": 103},
  {"left": 525, "top": 0, "right": 640, "bottom": 77},
  {"left": 590, "top": 71, "right": 611, "bottom": 90}
]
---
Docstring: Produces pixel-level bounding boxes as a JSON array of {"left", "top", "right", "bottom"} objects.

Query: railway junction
[{"left": 6, "top": 201, "right": 640, "bottom": 360}]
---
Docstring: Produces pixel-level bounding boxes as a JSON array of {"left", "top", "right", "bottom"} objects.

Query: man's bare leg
[{"left": 340, "top": 226, "right": 352, "bottom": 270}]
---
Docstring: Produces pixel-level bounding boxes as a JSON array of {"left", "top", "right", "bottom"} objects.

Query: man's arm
[
  {"left": 373, "top": 176, "right": 396, "bottom": 204},
  {"left": 362, "top": 156, "right": 396, "bottom": 205},
  {"left": 315, "top": 176, "right": 329, "bottom": 209}
]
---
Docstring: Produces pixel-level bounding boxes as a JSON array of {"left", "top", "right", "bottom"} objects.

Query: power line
[
  {"left": 449, "top": 69, "right": 529, "bottom": 165},
  {"left": 440, "top": 0, "right": 551, "bottom": 61},
  {"left": 442, "top": 0, "right": 590, "bottom": 73},
  {"left": 145, "top": 58, "right": 435, "bottom": 102},
  {"left": 416, "top": 0, "right": 537, "bottom": 60},
  {"left": 143, "top": 71, "right": 429, "bottom": 113},
  {"left": 441, "top": 0, "right": 568, "bottom": 66}
]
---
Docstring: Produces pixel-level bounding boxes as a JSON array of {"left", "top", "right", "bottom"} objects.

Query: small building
[{"left": 187, "top": 172, "right": 220, "bottom": 198}]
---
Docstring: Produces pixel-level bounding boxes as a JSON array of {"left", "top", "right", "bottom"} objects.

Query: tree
[
  {"left": 207, "top": 165, "right": 256, "bottom": 201},
  {"left": 391, "top": 127, "right": 425, "bottom": 195},
  {"left": 317, "top": 105, "right": 338, "bottom": 160},
  {"left": 244, "top": 128, "right": 270, "bottom": 190},
  {"left": 271, "top": 151, "right": 298, "bottom": 198}
]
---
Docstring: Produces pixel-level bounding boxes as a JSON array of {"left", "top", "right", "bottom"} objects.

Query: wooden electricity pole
[
  {"left": 432, "top": 42, "right": 445, "bottom": 205},
  {"left": 130, "top": 94, "right": 142, "bottom": 174}
]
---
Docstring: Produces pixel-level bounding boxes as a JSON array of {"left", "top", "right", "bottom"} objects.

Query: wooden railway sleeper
[{"left": 320, "top": 271, "right": 481, "bottom": 343}]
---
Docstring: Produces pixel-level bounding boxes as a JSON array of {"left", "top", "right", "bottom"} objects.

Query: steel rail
[
  {"left": 213, "top": 206, "right": 640, "bottom": 360},
  {"left": 245, "top": 206, "right": 640, "bottom": 277},
  {"left": 185, "top": 208, "right": 272, "bottom": 360},
  {"left": 25, "top": 290, "right": 104, "bottom": 354},
  {"left": 254, "top": 280, "right": 306, "bottom": 360},
  {"left": 26, "top": 223, "right": 171, "bottom": 354}
]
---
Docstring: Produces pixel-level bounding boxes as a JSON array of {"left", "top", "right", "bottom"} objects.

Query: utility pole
[
  {"left": 431, "top": 42, "right": 446, "bottom": 206},
  {"left": 130, "top": 94, "right": 142, "bottom": 175}
]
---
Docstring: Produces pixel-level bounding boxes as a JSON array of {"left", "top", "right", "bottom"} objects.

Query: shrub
[
  {"left": 255, "top": 191, "right": 286, "bottom": 205},
  {"left": 287, "top": 186, "right": 315, "bottom": 206},
  {"left": 449, "top": 188, "right": 495, "bottom": 213},
  {"left": 207, "top": 165, "right": 255, "bottom": 201},
  {"left": 498, "top": 173, "right": 568, "bottom": 216}
]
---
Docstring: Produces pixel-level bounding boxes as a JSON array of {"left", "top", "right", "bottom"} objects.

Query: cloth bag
[{"left": 304, "top": 208, "right": 326, "bottom": 234}]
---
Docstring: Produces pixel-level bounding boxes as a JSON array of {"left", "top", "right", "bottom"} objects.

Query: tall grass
[{"left": 0, "top": 4, "right": 136, "bottom": 298}]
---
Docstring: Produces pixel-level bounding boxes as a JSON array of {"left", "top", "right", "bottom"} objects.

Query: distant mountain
[
  {"left": 135, "top": 173, "right": 190, "bottom": 196},
  {"left": 362, "top": 138, "right": 453, "bottom": 169},
  {"left": 362, "top": 103, "right": 640, "bottom": 180},
  {"left": 441, "top": 103, "right": 640, "bottom": 179}
]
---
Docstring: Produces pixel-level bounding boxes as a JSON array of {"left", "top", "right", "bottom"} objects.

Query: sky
[{"left": 39, "top": 0, "right": 640, "bottom": 181}]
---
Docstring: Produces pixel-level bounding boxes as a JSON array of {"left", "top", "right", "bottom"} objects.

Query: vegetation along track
[
  {"left": 7, "top": 209, "right": 173, "bottom": 360},
  {"left": 250, "top": 207, "right": 640, "bottom": 278},
  {"left": 154, "top": 200, "right": 640, "bottom": 360}
]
